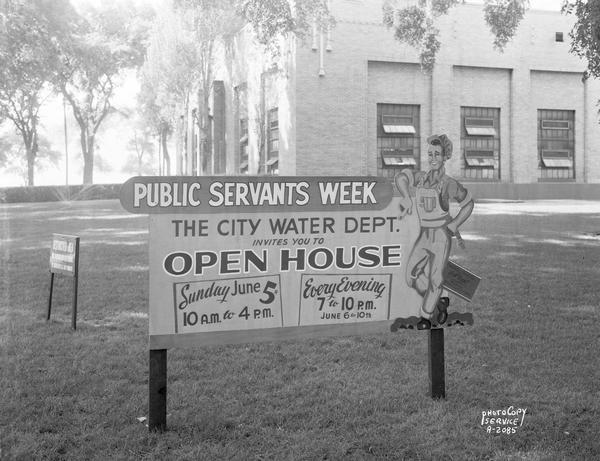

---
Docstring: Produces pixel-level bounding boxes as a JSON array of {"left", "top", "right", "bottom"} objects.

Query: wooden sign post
[
  {"left": 149, "top": 349, "right": 167, "bottom": 431},
  {"left": 429, "top": 328, "right": 445, "bottom": 399},
  {"left": 47, "top": 234, "right": 80, "bottom": 330}
]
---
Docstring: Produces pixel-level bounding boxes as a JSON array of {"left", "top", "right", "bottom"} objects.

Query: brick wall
[
  {"left": 206, "top": 0, "right": 600, "bottom": 185},
  {"left": 293, "top": 1, "right": 600, "bottom": 183},
  {"left": 295, "top": 23, "right": 374, "bottom": 175}
]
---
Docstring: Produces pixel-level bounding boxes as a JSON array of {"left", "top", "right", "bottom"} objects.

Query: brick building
[{"left": 183, "top": 0, "right": 600, "bottom": 196}]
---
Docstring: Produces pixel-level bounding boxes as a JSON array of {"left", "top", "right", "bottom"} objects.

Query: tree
[
  {"left": 0, "top": 128, "right": 61, "bottom": 185},
  {"left": 55, "top": 0, "right": 152, "bottom": 184},
  {"left": 0, "top": 0, "right": 74, "bottom": 185},
  {"left": 140, "top": 0, "right": 333, "bottom": 176},
  {"left": 175, "top": 0, "right": 243, "bottom": 175},
  {"left": 123, "top": 124, "right": 155, "bottom": 176},
  {"left": 382, "top": 0, "right": 529, "bottom": 73},
  {"left": 563, "top": 0, "right": 600, "bottom": 81},
  {"left": 237, "top": 0, "right": 334, "bottom": 55},
  {"left": 139, "top": 1, "right": 218, "bottom": 176},
  {"left": 137, "top": 77, "right": 173, "bottom": 175}
]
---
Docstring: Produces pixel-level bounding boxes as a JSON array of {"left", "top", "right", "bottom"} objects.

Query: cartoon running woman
[{"left": 395, "top": 134, "right": 474, "bottom": 329}]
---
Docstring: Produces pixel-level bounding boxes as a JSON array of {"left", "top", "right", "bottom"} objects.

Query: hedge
[{"left": 0, "top": 184, "right": 122, "bottom": 203}]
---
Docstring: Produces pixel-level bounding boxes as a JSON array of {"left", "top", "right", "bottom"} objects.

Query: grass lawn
[{"left": 1, "top": 199, "right": 599, "bottom": 460}]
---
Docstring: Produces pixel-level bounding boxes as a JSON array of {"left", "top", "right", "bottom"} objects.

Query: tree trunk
[
  {"left": 186, "top": 106, "right": 194, "bottom": 175},
  {"left": 161, "top": 130, "right": 170, "bottom": 175},
  {"left": 175, "top": 114, "right": 183, "bottom": 175},
  {"left": 26, "top": 149, "right": 35, "bottom": 186},
  {"left": 197, "top": 87, "right": 211, "bottom": 175},
  {"left": 81, "top": 127, "right": 94, "bottom": 184},
  {"left": 25, "top": 141, "right": 36, "bottom": 187},
  {"left": 182, "top": 96, "right": 190, "bottom": 175},
  {"left": 258, "top": 72, "right": 267, "bottom": 175},
  {"left": 20, "top": 130, "right": 37, "bottom": 186},
  {"left": 157, "top": 136, "right": 162, "bottom": 175}
]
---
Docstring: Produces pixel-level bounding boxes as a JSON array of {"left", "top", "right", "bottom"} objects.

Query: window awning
[
  {"left": 464, "top": 117, "right": 496, "bottom": 136},
  {"left": 542, "top": 150, "right": 572, "bottom": 168},
  {"left": 465, "top": 150, "right": 495, "bottom": 167},
  {"left": 541, "top": 120, "right": 570, "bottom": 130},
  {"left": 383, "top": 124, "right": 416, "bottom": 134},
  {"left": 239, "top": 161, "right": 248, "bottom": 170},
  {"left": 266, "top": 158, "right": 279, "bottom": 167},
  {"left": 465, "top": 157, "right": 495, "bottom": 167},
  {"left": 382, "top": 156, "right": 417, "bottom": 166},
  {"left": 381, "top": 149, "right": 417, "bottom": 166},
  {"left": 382, "top": 115, "right": 416, "bottom": 134},
  {"left": 542, "top": 158, "right": 572, "bottom": 168},
  {"left": 239, "top": 134, "right": 248, "bottom": 144},
  {"left": 465, "top": 126, "right": 497, "bottom": 136}
]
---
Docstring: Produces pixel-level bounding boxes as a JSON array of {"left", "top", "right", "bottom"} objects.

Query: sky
[
  {"left": 0, "top": 0, "right": 568, "bottom": 187},
  {"left": 469, "top": 0, "right": 562, "bottom": 10},
  {"left": 529, "top": 0, "right": 562, "bottom": 9}
]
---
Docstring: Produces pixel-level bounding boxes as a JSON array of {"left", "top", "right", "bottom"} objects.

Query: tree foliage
[
  {"left": 140, "top": 0, "right": 333, "bottom": 175},
  {"left": 0, "top": 128, "right": 60, "bottom": 185},
  {"left": 140, "top": 0, "right": 246, "bottom": 175},
  {"left": 139, "top": 0, "right": 232, "bottom": 175},
  {"left": 484, "top": 0, "right": 529, "bottom": 50},
  {"left": 137, "top": 75, "right": 173, "bottom": 174},
  {"left": 237, "top": 0, "right": 333, "bottom": 53},
  {"left": 55, "top": 0, "right": 153, "bottom": 184},
  {"left": 563, "top": 0, "right": 600, "bottom": 81},
  {"left": 0, "top": 0, "right": 73, "bottom": 185},
  {"left": 123, "top": 123, "right": 155, "bottom": 176},
  {"left": 383, "top": 0, "right": 529, "bottom": 73}
]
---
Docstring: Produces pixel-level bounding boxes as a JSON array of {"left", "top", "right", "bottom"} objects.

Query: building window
[
  {"left": 460, "top": 106, "right": 500, "bottom": 181},
  {"left": 464, "top": 117, "right": 497, "bottom": 136},
  {"left": 267, "top": 108, "right": 279, "bottom": 175},
  {"left": 377, "top": 104, "right": 420, "bottom": 179},
  {"left": 555, "top": 32, "right": 564, "bottom": 42},
  {"left": 538, "top": 109, "right": 574, "bottom": 181}
]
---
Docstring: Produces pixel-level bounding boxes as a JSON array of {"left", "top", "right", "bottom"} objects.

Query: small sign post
[{"left": 47, "top": 233, "right": 80, "bottom": 330}]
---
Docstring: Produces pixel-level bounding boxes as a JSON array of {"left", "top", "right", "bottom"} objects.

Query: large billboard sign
[{"left": 121, "top": 176, "right": 437, "bottom": 349}]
